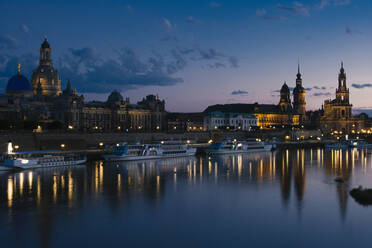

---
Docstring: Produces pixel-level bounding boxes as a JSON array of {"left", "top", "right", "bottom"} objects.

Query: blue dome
[{"left": 6, "top": 74, "right": 32, "bottom": 92}]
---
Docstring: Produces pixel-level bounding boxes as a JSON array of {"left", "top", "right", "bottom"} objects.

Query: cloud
[
  {"left": 313, "top": 85, "right": 327, "bottom": 90},
  {"left": 209, "top": 2, "right": 220, "bottom": 8},
  {"left": 186, "top": 16, "right": 200, "bottom": 24},
  {"left": 207, "top": 62, "right": 226, "bottom": 69},
  {"left": 345, "top": 26, "right": 362, "bottom": 35},
  {"left": 318, "top": 0, "right": 350, "bottom": 9},
  {"left": 256, "top": 9, "right": 288, "bottom": 22},
  {"left": 353, "top": 108, "right": 372, "bottom": 117},
  {"left": 352, "top": 83, "right": 372, "bottom": 89},
  {"left": 56, "top": 46, "right": 186, "bottom": 93},
  {"left": 20, "top": 24, "right": 30, "bottom": 34},
  {"left": 0, "top": 35, "right": 19, "bottom": 50},
  {"left": 334, "top": 0, "right": 350, "bottom": 6},
  {"left": 277, "top": 2, "right": 310, "bottom": 16},
  {"left": 197, "top": 48, "right": 221, "bottom": 60},
  {"left": 0, "top": 40, "right": 239, "bottom": 93},
  {"left": 273, "top": 87, "right": 294, "bottom": 93},
  {"left": 193, "top": 47, "right": 239, "bottom": 68},
  {"left": 229, "top": 56, "right": 239, "bottom": 68},
  {"left": 162, "top": 18, "right": 174, "bottom": 30},
  {"left": 313, "top": 92, "right": 331, "bottom": 97},
  {"left": 231, "top": 90, "right": 248, "bottom": 95}
]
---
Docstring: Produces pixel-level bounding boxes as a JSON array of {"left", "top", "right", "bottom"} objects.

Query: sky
[{"left": 1, "top": 0, "right": 372, "bottom": 113}]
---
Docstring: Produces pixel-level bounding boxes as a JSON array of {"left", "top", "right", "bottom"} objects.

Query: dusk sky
[{"left": 1, "top": 0, "right": 372, "bottom": 112}]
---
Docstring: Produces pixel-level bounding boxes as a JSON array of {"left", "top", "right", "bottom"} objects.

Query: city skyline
[{"left": 1, "top": 0, "right": 372, "bottom": 113}]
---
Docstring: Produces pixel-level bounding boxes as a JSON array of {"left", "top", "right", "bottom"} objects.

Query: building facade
[
  {"left": 203, "top": 111, "right": 257, "bottom": 131},
  {"left": 203, "top": 66, "right": 304, "bottom": 129},
  {"left": 0, "top": 38, "right": 166, "bottom": 132},
  {"left": 293, "top": 65, "right": 306, "bottom": 121},
  {"left": 30, "top": 38, "right": 62, "bottom": 96},
  {"left": 320, "top": 63, "right": 363, "bottom": 134}
]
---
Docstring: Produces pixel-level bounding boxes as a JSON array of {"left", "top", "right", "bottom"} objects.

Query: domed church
[
  {"left": 6, "top": 64, "right": 33, "bottom": 98},
  {"left": 30, "top": 38, "right": 61, "bottom": 96}
]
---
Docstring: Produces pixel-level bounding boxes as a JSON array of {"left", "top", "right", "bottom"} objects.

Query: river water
[{"left": 1, "top": 148, "right": 372, "bottom": 248}]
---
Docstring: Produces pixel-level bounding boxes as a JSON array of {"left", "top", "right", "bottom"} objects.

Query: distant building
[
  {"left": 30, "top": 38, "right": 62, "bottom": 96},
  {"left": 320, "top": 63, "right": 363, "bottom": 134},
  {"left": 204, "top": 103, "right": 299, "bottom": 129},
  {"left": 166, "top": 112, "right": 204, "bottom": 132},
  {"left": 0, "top": 38, "right": 166, "bottom": 132},
  {"left": 203, "top": 111, "right": 257, "bottom": 131},
  {"left": 293, "top": 64, "right": 306, "bottom": 121},
  {"left": 203, "top": 65, "right": 305, "bottom": 129}
]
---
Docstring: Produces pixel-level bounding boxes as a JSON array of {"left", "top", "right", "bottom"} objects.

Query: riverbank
[{"left": 0, "top": 130, "right": 324, "bottom": 153}]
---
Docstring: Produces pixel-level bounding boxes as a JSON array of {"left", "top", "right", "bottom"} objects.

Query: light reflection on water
[{"left": 1, "top": 148, "right": 372, "bottom": 247}]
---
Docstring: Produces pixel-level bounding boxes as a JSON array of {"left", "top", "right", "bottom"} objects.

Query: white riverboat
[
  {"left": 104, "top": 141, "right": 197, "bottom": 161},
  {"left": 0, "top": 142, "right": 87, "bottom": 170},
  {"left": 205, "top": 139, "right": 273, "bottom": 155},
  {"left": 347, "top": 139, "right": 372, "bottom": 149}
]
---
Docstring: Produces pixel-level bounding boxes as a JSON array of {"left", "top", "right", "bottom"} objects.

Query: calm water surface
[{"left": 1, "top": 149, "right": 372, "bottom": 248}]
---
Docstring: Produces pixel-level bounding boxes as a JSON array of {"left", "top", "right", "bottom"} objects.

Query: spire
[
  {"left": 63, "top": 80, "right": 73, "bottom": 95},
  {"left": 296, "top": 60, "right": 302, "bottom": 80},
  {"left": 66, "top": 80, "right": 71, "bottom": 91},
  {"left": 340, "top": 61, "right": 345, "bottom": 74}
]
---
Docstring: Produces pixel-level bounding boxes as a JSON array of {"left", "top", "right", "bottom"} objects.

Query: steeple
[
  {"left": 338, "top": 61, "right": 347, "bottom": 89},
  {"left": 296, "top": 61, "right": 302, "bottom": 85},
  {"left": 336, "top": 62, "right": 349, "bottom": 103},
  {"left": 63, "top": 80, "right": 73, "bottom": 95}
]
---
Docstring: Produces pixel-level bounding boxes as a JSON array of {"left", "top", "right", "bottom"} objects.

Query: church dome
[
  {"left": 280, "top": 83, "right": 290, "bottom": 93},
  {"left": 6, "top": 73, "right": 32, "bottom": 93},
  {"left": 107, "top": 91, "right": 123, "bottom": 103}
]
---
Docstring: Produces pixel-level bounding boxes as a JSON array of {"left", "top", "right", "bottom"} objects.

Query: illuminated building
[
  {"left": 30, "top": 38, "right": 62, "bottom": 96},
  {"left": 203, "top": 66, "right": 304, "bottom": 128},
  {"left": 0, "top": 38, "right": 166, "bottom": 132},
  {"left": 320, "top": 63, "right": 363, "bottom": 134},
  {"left": 203, "top": 111, "right": 257, "bottom": 131}
]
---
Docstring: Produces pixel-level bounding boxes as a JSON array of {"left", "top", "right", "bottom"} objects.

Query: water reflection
[{"left": 1, "top": 148, "right": 372, "bottom": 247}]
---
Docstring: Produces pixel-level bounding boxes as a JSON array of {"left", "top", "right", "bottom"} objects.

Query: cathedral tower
[
  {"left": 279, "top": 82, "right": 291, "bottom": 112},
  {"left": 30, "top": 38, "right": 61, "bottom": 96},
  {"left": 293, "top": 63, "right": 306, "bottom": 117},
  {"left": 336, "top": 62, "right": 349, "bottom": 104}
]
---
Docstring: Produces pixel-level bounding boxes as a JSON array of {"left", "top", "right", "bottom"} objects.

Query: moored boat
[
  {"left": 347, "top": 139, "right": 372, "bottom": 149},
  {"left": 205, "top": 139, "right": 272, "bottom": 155},
  {"left": 104, "top": 141, "right": 197, "bottom": 161},
  {"left": 0, "top": 142, "right": 87, "bottom": 170}
]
